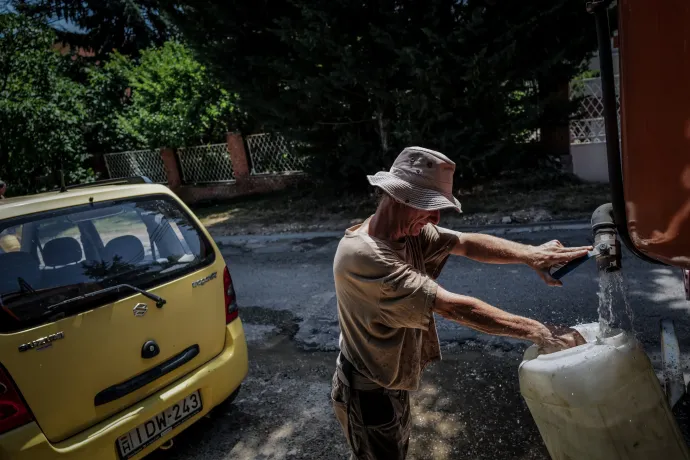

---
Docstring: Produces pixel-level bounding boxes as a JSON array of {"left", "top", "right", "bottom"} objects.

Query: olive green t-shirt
[{"left": 333, "top": 219, "right": 457, "bottom": 391}]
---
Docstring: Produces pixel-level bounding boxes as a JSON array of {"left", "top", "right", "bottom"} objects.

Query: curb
[{"left": 213, "top": 220, "right": 591, "bottom": 246}]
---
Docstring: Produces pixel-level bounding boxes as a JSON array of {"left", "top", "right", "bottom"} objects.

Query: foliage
[
  {"left": 163, "top": 0, "right": 599, "bottom": 191},
  {"left": 12, "top": 0, "right": 171, "bottom": 58},
  {"left": 114, "top": 41, "right": 241, "bottom": 150},
  {"left": 83, "top": 41, "right": 241, "bottom": 153},
  {"left": 0, "top": 12, "right": 93, "bottom": 194},
  {"left": 83, "top": 52, "right": 137, "bottom": 154}
]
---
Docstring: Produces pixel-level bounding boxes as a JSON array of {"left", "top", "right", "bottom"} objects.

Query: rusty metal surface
[{"left": 618, "top": 0, "right": 690, "bottom": 268}]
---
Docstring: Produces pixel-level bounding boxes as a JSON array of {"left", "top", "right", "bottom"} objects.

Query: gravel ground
[{"left": 149, "top": 333, "right": 548, "bottom": 460}]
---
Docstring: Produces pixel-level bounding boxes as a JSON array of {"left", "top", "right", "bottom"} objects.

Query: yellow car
[{"left": 0, "top": 177, "right": 248, "bottom": 460}]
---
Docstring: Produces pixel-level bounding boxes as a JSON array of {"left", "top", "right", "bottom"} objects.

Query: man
[
  {"left": 0, "top": 180, "right": 5, "bottom": 199},
  {"left": 331, "top": 147, "right": 589, "bottom": 460}
]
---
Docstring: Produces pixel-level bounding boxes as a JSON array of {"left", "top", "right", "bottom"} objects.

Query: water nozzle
[
  {"left": 592, "top": 203, "right": 621, "bottom": 273},
  {"left": 548, "top": 203, "right": 622, "bottom": 280}
]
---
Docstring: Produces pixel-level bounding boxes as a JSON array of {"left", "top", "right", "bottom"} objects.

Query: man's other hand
[
  {"left": 526, "top": 240, "right": 592, "bottom": 287},
  {"left": 536, "top": 325, "right": 587, "bottom": 354}
]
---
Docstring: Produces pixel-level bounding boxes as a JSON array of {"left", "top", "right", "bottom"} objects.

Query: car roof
[{"left": 0, "top": 184, "right": 174, "bottom": 221}]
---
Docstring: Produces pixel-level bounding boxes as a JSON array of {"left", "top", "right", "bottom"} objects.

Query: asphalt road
[{"left": 150, "top": 227, "right": 690, "bottom": 460}]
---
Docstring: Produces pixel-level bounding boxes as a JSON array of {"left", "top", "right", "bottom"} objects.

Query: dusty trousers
[{"left": 331, "top": 371, "right": 411, "bottom": 460}]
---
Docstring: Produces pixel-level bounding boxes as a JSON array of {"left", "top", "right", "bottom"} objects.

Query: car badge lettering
[
  {"left": 192, "top": 271, "right": 217, "bottom": 288},
  {"left": 18, "top": 331, "right": 65, "bottom": 352},
  {"left": 133, "top": 303, "right": 148, "bottom": 317}
]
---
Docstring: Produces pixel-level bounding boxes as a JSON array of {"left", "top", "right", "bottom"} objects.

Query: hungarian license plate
[{"left": 116, "top": 390, "right": 202, "bottom": 459}]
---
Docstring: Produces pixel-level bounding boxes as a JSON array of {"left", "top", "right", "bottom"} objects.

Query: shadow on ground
[{"left": 149, "top": 334, "right": 547, "bottom": 460}]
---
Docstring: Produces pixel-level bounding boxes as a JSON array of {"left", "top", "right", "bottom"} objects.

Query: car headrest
[
  {"left": 42, "top": 237, "right": 83, "bottom": 267},
  {"left": 103, "top": 236, "right": 145, "bottom": 266},
  {"left": 0, "top": 252, "right": 40, "bottom": 294}
]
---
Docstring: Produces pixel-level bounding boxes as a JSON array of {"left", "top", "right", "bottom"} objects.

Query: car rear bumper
[{"left": 0, "top": 320, "right": 248, "bottom": 460}]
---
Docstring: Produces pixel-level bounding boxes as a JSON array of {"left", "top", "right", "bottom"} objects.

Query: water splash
[{"left": 597, "top": 271, "right": 635, "bottom": 338}]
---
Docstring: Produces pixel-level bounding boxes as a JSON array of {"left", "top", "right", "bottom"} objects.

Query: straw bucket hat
[{"left": 367, "top": 147, "right": 462, "bottom": 212}]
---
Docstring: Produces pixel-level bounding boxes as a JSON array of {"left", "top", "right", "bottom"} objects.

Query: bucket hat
[{"left": 367, "top": 147, "right": 462, "bottom": 212}]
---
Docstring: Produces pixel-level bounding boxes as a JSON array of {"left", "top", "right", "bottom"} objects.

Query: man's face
[{"left": 404, "top": 207, "right": 441, "bottom": 237}]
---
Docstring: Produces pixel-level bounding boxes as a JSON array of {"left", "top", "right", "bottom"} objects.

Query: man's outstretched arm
[
  {"left": 432, "top": 286, "right": 585, "bottom": 351},
  {"left": 447, "top": 232, "right": 592, "bottom": 286}
]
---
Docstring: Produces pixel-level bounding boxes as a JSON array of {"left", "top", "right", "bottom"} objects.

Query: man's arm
[
  {"left": 432, "top": 286, "right": 585, "bottom": 351},
  {"left": 451, "top": 232, "right": 533, "bottom": 263},
  {"left": 448, "top": 232, "right": 592, "bottom": 286}
]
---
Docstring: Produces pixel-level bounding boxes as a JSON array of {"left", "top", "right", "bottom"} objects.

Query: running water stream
[{"left": 597, "top": 271, "right": 635, "bottom": 337}]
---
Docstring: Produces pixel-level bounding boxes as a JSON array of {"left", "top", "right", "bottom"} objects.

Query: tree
[
  {"left": 84, "top": 41, "right": 241, "bottom": 153},
  {"left": 162, "top": 0, "right": 598, "bottom": 190},
  {"left": 0, "top": 12, "right": 92, "bottom": 194},
  {"left": 12, "top": 0, "right": 171, "bottom": 58},
  {"left": 83, "top": 51, "right": 136, "bottom": 154},
  {"left": 117, "top": 41, "right": 241, "bottom": 149}
]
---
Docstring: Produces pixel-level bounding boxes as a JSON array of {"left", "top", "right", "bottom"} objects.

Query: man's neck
[{"left": 367, "top": 204, "right": 406, "bottom": 243}]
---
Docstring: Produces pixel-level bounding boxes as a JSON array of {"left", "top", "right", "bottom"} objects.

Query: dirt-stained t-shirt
[{"left": 333, "top": 219, "right": 458, "bottom": 391}]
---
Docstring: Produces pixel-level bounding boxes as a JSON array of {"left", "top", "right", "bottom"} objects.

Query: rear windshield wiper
[{"left": 46, "top": 284, "right": 167, "bottom": 312}]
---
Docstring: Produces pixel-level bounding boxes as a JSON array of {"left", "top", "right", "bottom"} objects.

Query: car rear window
[{"left": 0, "top": 195, "right": 215, "bottom": 333}]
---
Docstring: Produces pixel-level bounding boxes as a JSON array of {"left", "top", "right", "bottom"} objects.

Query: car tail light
[
  {"left": 223, "top": 266, "right": 239, "bottom": 324},
  {"left": 0, "top": 366, "right": 32, "bottom": 434}
]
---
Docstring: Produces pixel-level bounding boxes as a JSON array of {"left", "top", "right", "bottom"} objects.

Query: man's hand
[
  {"left": 526, "top": 240, "right": 592, "bottom": 287},
  {"left": 533, "top": 324, "right": 587, "bottom": 354}
]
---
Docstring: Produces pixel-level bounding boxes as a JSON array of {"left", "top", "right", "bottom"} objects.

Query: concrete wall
[
  {"left": 173, "top": 173, "right": 304, "bottom": 205},
  {"left": 571, "top": 143, "right": 610, "bottom": 183}
]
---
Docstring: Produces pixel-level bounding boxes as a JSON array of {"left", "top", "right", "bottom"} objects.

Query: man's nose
[{"left": 429, "top": 211, "right": 440, "bottom": 224}]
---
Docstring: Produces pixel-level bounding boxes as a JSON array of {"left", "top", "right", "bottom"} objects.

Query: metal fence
[
  {"left": 246, "top": 133, "right": 306, "bottom": 175},
  {"left": 178, "top": 143, "right": 235, "bottom": 183},
  {"left": 570, "top": 76, "right": 620, "bottom": 144},
  {"left": 103, "top": 149, "right": 167, "bottom": 183}
]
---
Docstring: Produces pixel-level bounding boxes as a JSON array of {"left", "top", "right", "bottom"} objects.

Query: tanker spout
[
  {"left": 548, "top": 203, "right": 621, "bottom": 280},
  {"left": 591, "top": 203, "right": 621, "bottom": 273}
]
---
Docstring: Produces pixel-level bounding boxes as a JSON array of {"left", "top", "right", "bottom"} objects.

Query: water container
[{"left": 519, "top": 323, "right": 689, "bottom": 459}]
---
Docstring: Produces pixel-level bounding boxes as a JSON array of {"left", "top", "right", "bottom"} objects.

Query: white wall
[{"left": 571, "top": 143, "right": 610, "bottom": 182}]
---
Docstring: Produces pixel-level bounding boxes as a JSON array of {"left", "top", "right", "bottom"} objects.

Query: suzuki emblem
[{"left": 133, "top": 303, "right": 148, "bottom": 317}]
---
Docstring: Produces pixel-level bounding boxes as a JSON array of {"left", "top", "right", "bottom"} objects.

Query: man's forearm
[
  {"left": 453, "top": 233, "right": 532, "bottom": 264},
  {"left": 433, "top": 287, "right": 547, "bottom": 343}
]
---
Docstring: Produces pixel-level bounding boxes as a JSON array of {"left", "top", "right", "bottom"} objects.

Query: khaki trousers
[{"left": 331, "top": 371, "right": 411, "bottom": 460}]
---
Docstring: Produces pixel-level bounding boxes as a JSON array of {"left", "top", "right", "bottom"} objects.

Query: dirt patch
[
  {"left": 194, "top": 179, "right": 610, "bottom": 236},
  {"left": 239, "top": 306, "right": 300, "bottom": 339}
]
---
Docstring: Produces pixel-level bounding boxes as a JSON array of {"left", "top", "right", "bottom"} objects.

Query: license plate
[{"left": 116, "top": 390, "right": 203, "bottom": 459}]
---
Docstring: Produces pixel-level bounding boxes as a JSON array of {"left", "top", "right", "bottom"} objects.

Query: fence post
[
  {"left": 89, "top": 154, "right": 110, "bottom": 179},
  {"left": 160, "top": 147, "right": 181, "bottom": 188},
  {"left": 227, "top": 132, "right": 250, "bottom": 180}
]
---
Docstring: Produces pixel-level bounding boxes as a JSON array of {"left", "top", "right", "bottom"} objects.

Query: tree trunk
[{"left": 538, "top": 76, "right": 572, "bottom": 171}]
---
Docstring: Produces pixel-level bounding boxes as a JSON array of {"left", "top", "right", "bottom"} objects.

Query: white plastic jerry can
[{"left": 519, "top": 323, "right": 690, "bottom": 460}]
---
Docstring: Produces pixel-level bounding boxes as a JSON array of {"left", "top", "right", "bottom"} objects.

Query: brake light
[
  {"left": 0, "top": 366, "right": 32, "bottom": 434},
  {"left": 223, "top": 266, "right": 239, "bottom": 324}
]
